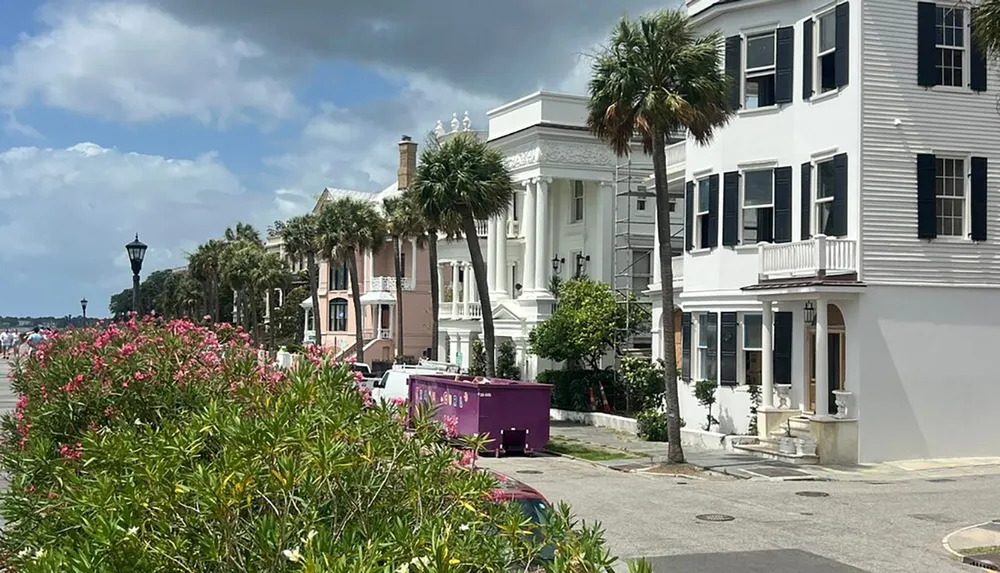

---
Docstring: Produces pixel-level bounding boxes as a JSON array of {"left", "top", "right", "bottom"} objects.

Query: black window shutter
[
  {"left": 834, "top": 2, "right": 850, "bottom": 88},
  {"left": 685, "top": 181, "right": 695, "bottom": 251},
  {"left": 706, "top": 174, "right": 720, "bottom": 248},
  {"left": 801, "top": 162, "right": 813, "bottom": 240},
  {"left": 725, "top": 35, "right": 742, "bottom": 111},
  {"left": 802, "top": 18, "right": 814, "bottom": 100},
  {"left": 830, "top": 153, "right": 849, "bottom": 237},
  {"left": 773, "top": 166, "right": 793, "bottom": 243},
  {"left": 720, "top": 312, "right": 738, "bottom": 386},
  {"left": 773, "top": 311, "right": 792, "bottom": 385},
  {"left": 775, "top": 27, "right": 795, "bottom": 104},
  {"left": 722, "top": 171, "right": 741, "bottom": 246},
  {"left": 917, "top": 2, "right": 938, "bottom": 87},
  {"left": 971, "top": 156, "right": 988, "bottom": 241},
  {"left": 916, "top": 153, "right": 937, "bottom": 239},
  {"left": 758, "top": 208, "right": 774, "bottom": 243},
  {"left": 971, "top": 9, "right": 989, "bottom": 92},
  {"left": 681, "top": 312, "right": 692, "bottom": 380}
]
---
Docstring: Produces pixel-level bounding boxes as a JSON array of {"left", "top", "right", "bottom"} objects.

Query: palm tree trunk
[
  {"left": 307, "top": 252, "right": 323, "bottom": 347},
  {"left": 428, "top": 232, "right": 440, "bottom": 360},
  {"left": 652, "top": 128, "right": 684, "bottom": 464},
  {"left": 393, "top": 237, "right": 405, "bottom": 358},
  {"left": 461, "top": 216, "right": 495, "bottom": 377},
  {"left": 347, "top": 255, "right": 365, "bottom": 363}
]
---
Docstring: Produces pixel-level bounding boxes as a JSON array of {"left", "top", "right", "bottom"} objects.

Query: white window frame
[
  {"left": 812, "top": 156, "right": 837, "bottom": 236},
  {"left": 330, "top": 298, "right": 348, "bottom": 332},
  {"left": 571, "top": 180, "right": 585, "bottom": 223},
  {"left": 743, "top": 30, "right": 777, "bottom": 109},
  {"left": 814, "top": 8, "right": 837, "bottom": 94},
  {"left": 741, "top": 313, "right": 763, "bottom": 387},
  {"left": 935, "top": 4, "right": 968, "bottom": 88},
  {"left": 741, "top": 169, "right": 775, "bottom": 245},
  {"left": 695, "top": 177, "right": 712, "bottom": 249},
  {"left": 696, "top": 313, "right": 718, "bottom": 382},
  {"left": 934, "top": 155, "right": 970, "bottom": 238}
]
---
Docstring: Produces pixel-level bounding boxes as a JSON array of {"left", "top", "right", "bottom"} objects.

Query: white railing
[
  {"left": 507, "top": 219, "right": 520, "bottom": 237},
  {"left": 759, "top": 235, "right": 857, "bottom": 279},
  {"left": 466, "top": 302, "right": 482, "bottom": 319},
  {"left": 369, "top": 276, "right": 415, "bottom": 292},
  {"left": 665, "top": 141, "right": 686, "bottom": 167},
  {"left": 439, "top": 306, "right": 453, "bottom": 320},
  {"left": 376, "top": 327, "right": 391, "bottom": 339},
  {"left": 475, "top": 220, "right": 489, "bottom": 236}
]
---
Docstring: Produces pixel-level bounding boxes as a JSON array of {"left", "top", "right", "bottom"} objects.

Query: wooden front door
[{"left": 808, "top": 330, "right": 845, "bottom": 415}]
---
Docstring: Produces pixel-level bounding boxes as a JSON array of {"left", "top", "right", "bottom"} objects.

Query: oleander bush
[{"left": 0, "top": 317, "right": 642, "bottom": 572}]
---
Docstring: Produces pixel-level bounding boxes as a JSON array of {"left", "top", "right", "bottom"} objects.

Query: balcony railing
[
  {"left": 758, "top": 235, "right": 857, "bottom": 280},
  {"left": 466, "top": 302, "right": 482, "bottom": 319},
  {"left": 476, "top": 219, "right": 489, "bottom": 236},
  {"left": 507, "top": 219, "right": 520, "bottom": 237},
  {"left": 369, "top": 276, "right": 415, "bottom": 292}
]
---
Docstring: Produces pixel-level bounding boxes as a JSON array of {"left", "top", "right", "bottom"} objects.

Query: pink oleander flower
[
  {"left": 459, "top": 449, "right": 477, "bottom": 468},
  {"left": 58, "top": 442, "right": 82, "bottom": 462},
  {"left": 484, "top": 489, "right": 506, "bottom": 503},
  {"left": 442, "top": 415, "right": 459, "bottom": 440}
]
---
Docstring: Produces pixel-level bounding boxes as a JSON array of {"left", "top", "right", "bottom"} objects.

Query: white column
[
  {"left": 409, "top": 238, "right": 418, "bottom": 286},
  {"left": 761, "top": 300, "right": 775, "bottom": 410},
  {"left": 495, "top": 210, "right": 509, "bottom": 299},
  {"left": 521, "top": 179, "right": 537, "bottom": 293},
  {"left": 652, "top": 208, "right": 662, "bottom": 286},
  {"left": 533, "top": 177, "right": 551, "bottom": 292},
  {"left": 486, "top": 218, "right": 498, "bottom": 294},
  {"left": 451, "top": 263, "right": 459, "bottom": 318},
  {"left": 365, "top": 251, "right": 373, "bottom": 288},
  {"left": 814, "top": 299, "right": 830, "bottom": 418},
  {"left": 437, "top": 262, "right": 445, "bottom": 308},
  {"left": 463, "top": 263, "right": 473, "bottom": 318}
]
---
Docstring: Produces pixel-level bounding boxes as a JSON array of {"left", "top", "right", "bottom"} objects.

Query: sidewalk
[
  {"left": 550, "top": 420, "right": 1000, "bottom": 483},
  {"left": 943, "top": 521, "right": 1000, "bottom": 569}
]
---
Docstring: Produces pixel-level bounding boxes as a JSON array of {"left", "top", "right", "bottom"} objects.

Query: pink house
[{"left": 303, "top": 137, "right": 435, "bottom": 362}]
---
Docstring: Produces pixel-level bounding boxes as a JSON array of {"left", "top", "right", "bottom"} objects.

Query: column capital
[
  {"left": 536, "top": 176, "right": 553, "bottom": 186},
  {"left": 521, "top": 178, "right": 536, "bottom": 189}
]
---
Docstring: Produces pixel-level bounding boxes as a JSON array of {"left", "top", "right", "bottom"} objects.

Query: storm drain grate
[
  {"left": 695, "top": 513, "right": 735, "bottom": 522},
  {"left": 516, "top": 470, "right": 543, "bottom": 475},
  {"left": 964, "top": 554, "right": 1000, "bottom": 571},
  {"left": 796, "top": 491, "right": 830, "bottom": 498}
]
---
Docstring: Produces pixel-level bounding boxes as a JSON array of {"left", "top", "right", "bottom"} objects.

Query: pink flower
[
  {"left": 459, "top": 449, "right": 478, "bottom": 468},
  {"left": 442, "top": 415, "right": 459, "bottom": 440},
  {"left": 58, "top": 442, "right": 82, "bottom": 461},
  {"left": 484, "top": 489, "right": 507, "bottom": 503}
]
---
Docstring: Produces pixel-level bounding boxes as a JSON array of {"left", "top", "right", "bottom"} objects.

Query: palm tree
[
  {"left": 280, "top": 214, "right": 322, "bottom": 346},
  {"left": 587, "top": 9, "right": 732, "bottom": 463},
  {"left": 411, "top": 133, "right": 514, "bottom": 376},
  {"left": 975, "top": 3, "right": 1000, "bottom": 59},
  {"left": 382, "top": 195, "right": 423, "bottom": 357},
  {"left": 318, "top": 197, "right": 387, "bottom": 363},
  {"left": 188, "top": 239, "right": 226, "bottom": 321}
]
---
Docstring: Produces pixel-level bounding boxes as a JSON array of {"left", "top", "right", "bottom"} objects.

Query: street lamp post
[
  {"left": 125, "top": 234, "right": 148, "bottom": 316},
  {"left": 80, "top": 298, "right": 88, "bottom": 324}
]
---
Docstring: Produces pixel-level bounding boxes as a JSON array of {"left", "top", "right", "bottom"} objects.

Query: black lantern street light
[
  {"left": 80, "top": 298, "right": 88, "bottom": 323},
  {"left": 551, "top": 254, "right": 565, "bottom": 275},
  {"left": 125, "top": 234, "right": 148, "bottom": 315},
  {"left": 804, "top": 300, "right": 817, "bottom": 327}
]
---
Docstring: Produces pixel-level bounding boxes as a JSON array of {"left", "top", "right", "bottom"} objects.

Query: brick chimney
[{"left": 398, "top": 135, "right": 417, "bottom": 191}]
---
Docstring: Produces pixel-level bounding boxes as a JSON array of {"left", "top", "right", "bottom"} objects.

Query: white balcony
[
  {"left": 465, "top": 301, "right": 482, "bottom": 319},
  {"left": 369, "top": 276, "right": 415, "bottom": 292},
  {"left": 476, "top": 219, "right": 489, "bottom": 236},
  {"left": 507, "top": 219, "right": 520, "bottom": 237},
  {"left": 758, "top": 235, "right": 857, "bottom": 281}
]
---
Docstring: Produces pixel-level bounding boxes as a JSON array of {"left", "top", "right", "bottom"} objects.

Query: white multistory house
[
  {"left": 436, "top": 92, "right": 673, "bottom": 379},
  {"left": 651, "top": 0, "right": 1000, "bottom": 464}
]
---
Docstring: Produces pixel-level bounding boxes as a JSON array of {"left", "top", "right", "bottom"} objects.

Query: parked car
[{"left": 486, "top": 470, "right": 554, "bottom": 560}]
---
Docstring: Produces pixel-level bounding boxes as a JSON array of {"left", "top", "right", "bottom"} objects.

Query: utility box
[{"left": 409, "top": 375, "right": 553, "bottom": 456}]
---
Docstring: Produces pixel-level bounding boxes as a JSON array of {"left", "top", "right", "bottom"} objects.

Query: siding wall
[{"left": 861, "top": 0, "right": 1000, "bottom": 284}]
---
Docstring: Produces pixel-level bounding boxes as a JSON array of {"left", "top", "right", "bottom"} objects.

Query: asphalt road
[{"left": 479, "top": 454, "right": 994, "bottom": 573}]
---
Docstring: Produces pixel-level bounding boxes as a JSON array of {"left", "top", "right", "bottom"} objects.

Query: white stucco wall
[
  {"left": 855, "top": 285, "right": 1000, "bottom": 462},
  {"left": 677, "top": 380, "right": 755, "bottom": 435}
]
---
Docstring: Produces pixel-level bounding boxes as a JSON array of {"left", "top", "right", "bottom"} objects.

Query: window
[
  {"left": 329, "top": 298, "right": 348, "bottom": 332},
  {"left": 697, "top": 313, "right": 717, "bottom": 381},
  {"left": 935, "top": 157, "right": 967, "bottom": 237},
  {"left": 936, "top": 6, "right": 965, "bottom": 87},
  {"left": 696, "top": 178, "right": 711, "bottom": 248},
  {"left": 669, "top": 200, "right": 676, "bottom": 213},
  {"left": 633, "top": 250, "right": 652, "bottom": 292},
  {"left": 814, "top": 158, "right": 836, "bottom": 235},
  {"left": 400, "top": 252, "right": 407, "bottom": 278},
  {"left": 744, "top": 31, "right": 776, "bottom": 109},
  {"left": 815, "top": 10, "right": 837, "bottom": 93},
  {"left": 637, "top": 185, "right": 647, "bottom": 211},
  {"left": 742, "top": 314, "right": 763, "bottom": 386},
  {"left": 742, "top": 169, "right": 774, "bottom": 244},
  {"left": 331, "top": 262, "right": 348, "bottom": 290},
  {"left": 571, "top": 180, "right": 585, "bottom": 222}
]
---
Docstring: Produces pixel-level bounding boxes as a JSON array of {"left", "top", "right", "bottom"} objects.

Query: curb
[
  {"left": 941, "top": 521, "right": 1000, "bottom": 562},
  {"left": 542, "top": 449, "right": 651, "bottom": 473}
]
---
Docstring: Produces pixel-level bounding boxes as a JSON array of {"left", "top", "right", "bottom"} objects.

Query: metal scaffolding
[{"left": 611, "top": 158, "right": 655, "bottom": 357}]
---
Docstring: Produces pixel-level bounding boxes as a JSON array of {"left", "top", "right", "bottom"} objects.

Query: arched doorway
[{"left": 807, "top": 303, "right": 845, "bottom": 415}]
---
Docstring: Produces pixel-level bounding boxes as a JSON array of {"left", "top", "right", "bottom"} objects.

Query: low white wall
[
  {"left": 549, "top": 408, "right": 755, "bottom": 452},
  {"left": 856, "top": 285, "right": 1000, "bottom": 462},
  {"left": 677, "top": 381, "right": 754, "bottom": 435}
]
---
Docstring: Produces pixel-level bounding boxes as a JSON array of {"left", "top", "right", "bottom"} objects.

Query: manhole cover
[
  {"left": 516, "top": 470, "right": 543, "bottom": 475},
  {"left": 695, "top": 513, "right": 735, "bottom": 522},
  {"left": 926, "top": 478, "right": 956, "bottom": 483},
  {"left": 796, "top": 491, "right": 830, "bottom": 498},
  {"left": 746, "top": 466, "right": 812, "bottom": 479}
]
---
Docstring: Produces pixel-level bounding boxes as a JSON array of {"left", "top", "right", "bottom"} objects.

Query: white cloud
[
  {"left": 3, "top": 112, "right": 43, "bottom": 139},
  {"left": 0, "top": 2, "right": 300, "bottom": 126},
  {"left": 0, "top": 142, "right": 313, "bottom": 316}
]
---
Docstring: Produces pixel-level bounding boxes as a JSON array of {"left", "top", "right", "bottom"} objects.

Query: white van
[{"left": 370, "top": 360, "right": 461, "bottom": 403}]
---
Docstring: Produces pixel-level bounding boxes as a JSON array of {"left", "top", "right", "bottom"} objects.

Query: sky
[{"left": 0, "top": 0, "right": 664, "bottom": 317}]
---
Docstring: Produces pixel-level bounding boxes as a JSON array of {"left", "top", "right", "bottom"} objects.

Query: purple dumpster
[{"left": 409, "top": 374, "right": 552, "bottom": 456}]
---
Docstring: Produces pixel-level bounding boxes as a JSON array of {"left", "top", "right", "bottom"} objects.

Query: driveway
[{"left": 479, "top": 453, "right": 995, "bottom": 572}]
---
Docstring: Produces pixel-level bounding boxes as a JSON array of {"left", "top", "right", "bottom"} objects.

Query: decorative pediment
[
  {"left": 492, "top": 301, "right": 523, "bottom": 322},
  {"left": 501, "top": 140, "right": 652, "bottom": 172}
]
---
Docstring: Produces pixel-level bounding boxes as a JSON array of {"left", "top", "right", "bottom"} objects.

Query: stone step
[{"left": 734, "top": 441, "right": 820, "bottom": 465}]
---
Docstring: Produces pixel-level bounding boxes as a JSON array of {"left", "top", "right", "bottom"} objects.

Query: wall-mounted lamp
[
  {"left": 551, "top": 255, "right": 565, "bottom": 274},
  {"left": 804, "top": 300, "right": 816, "bottom": 327},
  {"left": 574, "top": 253, "right": 591, "bottom": 277},
  {"left": 515, "top": 283, "right": 522, "bottom": 292}
]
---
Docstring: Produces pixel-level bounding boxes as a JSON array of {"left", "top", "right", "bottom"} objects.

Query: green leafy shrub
[
  {"left": 693, "top": 379, "right": 719, "bottom": 431},
  {"left": 0, "top": 318, "right": 637, "bottom": 572},
  {"left": 618, "top": 355, "right": 666, "bottom": 413},
  {"left": 468, "top": 338, "right": 487, "bottom": 376},
  {"left": 636, "top": 408, "right": 669, "bottom": 441},
  {"left": 539, "top": 370, "right": 625, "bottom": 413},
  {"left": 496, "top": 340, "right": 521, "bottom": 380}
]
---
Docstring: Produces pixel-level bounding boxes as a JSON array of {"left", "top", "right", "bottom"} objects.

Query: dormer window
[{"left": 744, "top": 32, "right": 776, "bottom": 109}]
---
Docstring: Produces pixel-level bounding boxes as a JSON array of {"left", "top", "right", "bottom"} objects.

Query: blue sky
[{"left": 0, "top": 0, "right": 662, "bottom": 317}]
